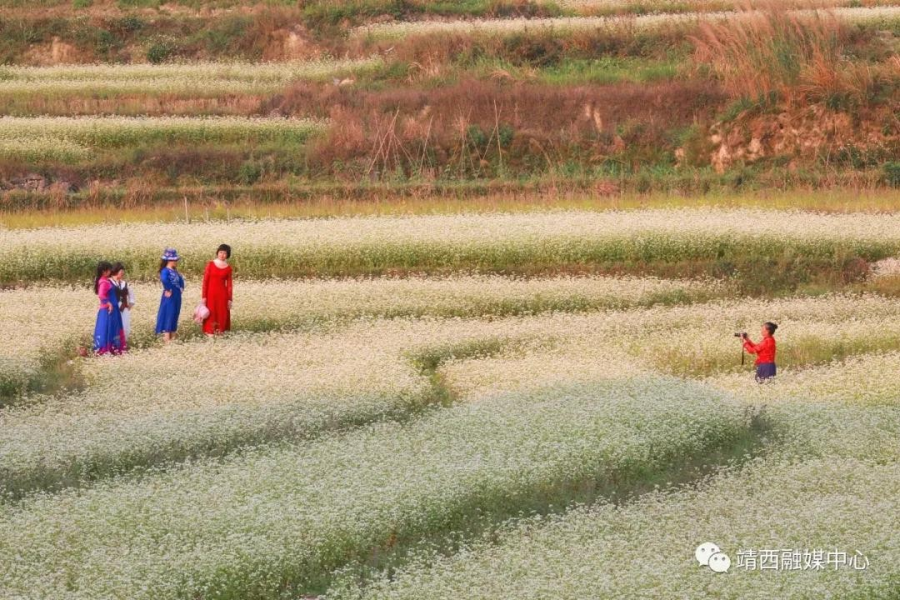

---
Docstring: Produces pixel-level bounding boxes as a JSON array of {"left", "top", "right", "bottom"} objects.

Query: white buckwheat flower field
[{"left": 1, "top": 204, "right": 898, "bottom": 599}]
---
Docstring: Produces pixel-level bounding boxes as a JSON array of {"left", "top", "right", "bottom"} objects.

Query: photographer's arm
[{"left": 742, "top": 337, "right": 761, "bottom": 354}]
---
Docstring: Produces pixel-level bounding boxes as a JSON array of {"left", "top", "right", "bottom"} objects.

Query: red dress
[{"left": 202, "top": 261, "right": 233, "bottom": 334}]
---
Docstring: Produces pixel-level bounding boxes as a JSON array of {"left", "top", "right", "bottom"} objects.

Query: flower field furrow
[
  {"left": 435, "top": 294, "right": 900, "bottom": 392},
  {"left": 0, "top": 285, "right": 96, "bottom": 400},
  {"left": 331, "top": 457, "right": 900, "bottom": 600},
  {"left": 3, "top": 209, "right": 900, "bottom": 282},
  {"left": 0, "top": 137, "right": 89, "bottom": 162},
  {"left": 440, "top": 343, "right": 649, "bottom": 401},
  {"left": 628, "top": 312, "right": 900, "bottom": 377},
  {"left": 766, "top": 403, "right": 900, "bottom": 464},
  {"left": 0, "top": 377, "right": 750, "bottom": 598},
  {"left": 0, "top": 275, "right": 721, "bottom": 402},
  {"left": 225, "top": 274, "right": 724, "bottom": 325},
  {"left": 0, "top": 323, "right": 437, "bottom": 497},
  {"left": 0, "top": 116, "right": 327, "bottom": 162},
  {"left": 352, "top": 6, "right": 900, "bottom": 40},
  {"left": 10, "top": 291, "right": 896, "bottom": 412},
  {"left": 705, "top": 352, "right": 900, "bottom": 406},
  {"left": 0, "top": 316, "right": 564, "bottom": 498},
  {"left": 0, "top": 58, "right": 382, "bottom": 96},
  {"left": 3, "top": 286, "right": 898, "bottom": 404},
  {"left": 436, "top": 301, "right": 900, "bottom": 400}
]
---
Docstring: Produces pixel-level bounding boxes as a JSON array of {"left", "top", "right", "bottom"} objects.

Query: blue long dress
[
  {"left": 93, "top": 277, "right": 126, "bottom": 354},
  {"left": 155, "top": 267, "right": 185, "bottom": 334}
]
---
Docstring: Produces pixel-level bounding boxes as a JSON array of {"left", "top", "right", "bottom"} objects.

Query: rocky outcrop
[{"left": 706, "top": 104, "right": 898, "bottom": 173}]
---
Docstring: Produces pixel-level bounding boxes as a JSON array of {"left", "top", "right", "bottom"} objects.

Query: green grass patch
[
  {"left": 537, "top": 57, "right": 680, "bottom": 85},
  {"left": 0, "top": 341, "right": 86, "bottom": 409}
]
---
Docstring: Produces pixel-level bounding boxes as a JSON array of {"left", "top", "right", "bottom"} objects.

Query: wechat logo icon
[{"left": 696, "top": 542, "right": 731, "bottom": 573}]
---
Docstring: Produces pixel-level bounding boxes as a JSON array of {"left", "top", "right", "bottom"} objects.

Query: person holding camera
[{"left": 737, "top": 322, "right": 778, "bottom": 382}]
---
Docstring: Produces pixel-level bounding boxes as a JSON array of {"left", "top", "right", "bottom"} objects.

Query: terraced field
[
  {"left": 1, "top": 205, "right": 899, "bottom": 598},
  {"left": 0, "top": 0, "right": 897, "bottom": 204},
  {"left": 1, "top": 0, "right": 899, "bottom": 598}
]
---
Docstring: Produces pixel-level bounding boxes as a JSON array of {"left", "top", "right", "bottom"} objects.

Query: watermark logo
[
  {"left": 696, "top": 543, "right": 869, "bottom": 573},
  {"left": 696, "top": 542, "right": 730, "bottom": 573}
]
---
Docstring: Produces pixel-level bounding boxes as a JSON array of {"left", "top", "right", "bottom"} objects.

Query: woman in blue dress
[
  {"left": 155, "top": 248, "right": 185, "bottom": 343},
  {"left": 93, "top": 260, "right": 126, "bottom": 355}
]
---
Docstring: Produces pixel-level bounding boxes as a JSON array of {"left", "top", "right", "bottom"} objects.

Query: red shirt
[{"left": 743, "top": 336, "right": 776, "bottom": 365}]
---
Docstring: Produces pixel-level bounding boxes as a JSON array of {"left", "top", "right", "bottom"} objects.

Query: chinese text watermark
[{"left": 696, "top": 543, "right": 869, "bottom": 574}]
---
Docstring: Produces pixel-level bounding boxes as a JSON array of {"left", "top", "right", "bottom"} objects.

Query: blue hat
[{"left": 161, "top": 248, "right": 180, "bottom": 261}]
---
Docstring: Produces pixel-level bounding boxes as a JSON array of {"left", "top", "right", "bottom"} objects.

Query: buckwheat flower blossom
[
  {"left": 4, "top": 209, "right": 900, "bottom": 282},
  {"left": 0, "top": 376, "right": 747, "bottom": 598},
  {"left": 352, "top": 6, "right": 900, "bottom": 41},
  {"left": 332, "top": 458, "right": 899, "bottom": 600}
]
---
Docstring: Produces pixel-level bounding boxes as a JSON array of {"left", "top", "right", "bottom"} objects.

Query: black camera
[{"left": 734, "top": 332, "right": 747, "bottom": 338}]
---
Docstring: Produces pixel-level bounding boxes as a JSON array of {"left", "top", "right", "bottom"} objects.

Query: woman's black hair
[
  {"left": 764, "top": 322, "right": 778, "bottom": 335},
  {"left": 217, "top": 243, "right": 232, "bottom": 259},
  {"left": 94, "top": 261, "right": 112, "bottom": 294},
  {"left": 110, "top": 262, "right": 125, "bottom": 276},
  {"left": 158, "top": 259, "right": 168, "bottom": 275}
]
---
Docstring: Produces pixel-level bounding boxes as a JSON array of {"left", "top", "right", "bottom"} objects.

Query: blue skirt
[
  {"left": 93, "top": 307, "right": 125, "bottom": 354},
  {"left": 156, "top": 293, "right": 182, "bottom": 334},
  {"left": 755, "top": 362, "right": 776, "bottom": 382}
]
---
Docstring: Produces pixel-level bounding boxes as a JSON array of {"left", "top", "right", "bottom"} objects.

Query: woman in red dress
[{"left": 201, "top": 244, "right": 233, "bottom": 335}]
